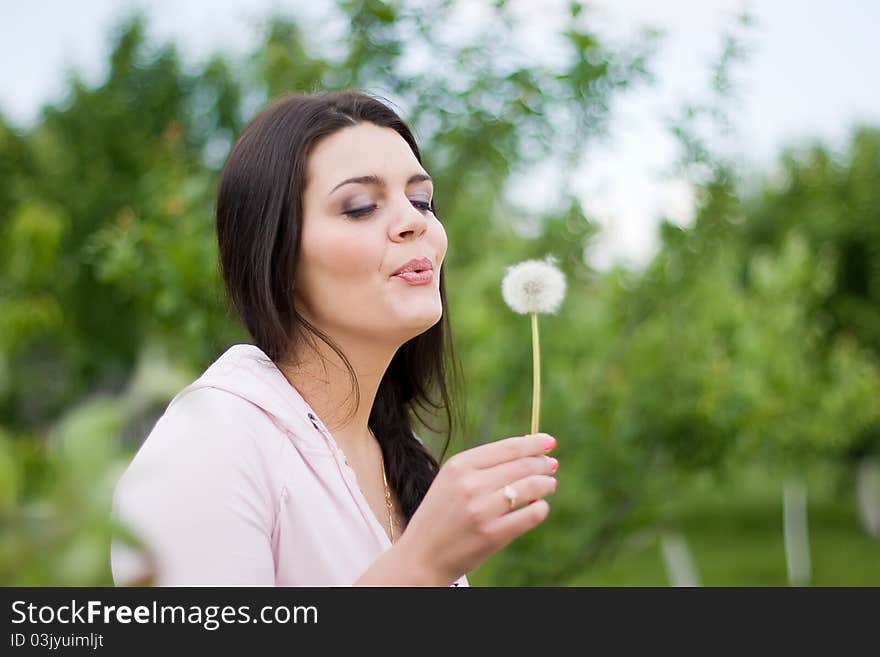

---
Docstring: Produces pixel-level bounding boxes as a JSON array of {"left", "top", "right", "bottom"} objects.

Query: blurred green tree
[{"left": 0, "top": 0, "right": 654, "bottom": 585}]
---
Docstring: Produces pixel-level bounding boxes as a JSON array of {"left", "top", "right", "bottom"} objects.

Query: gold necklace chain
[{"left": 372, "top": 429, "right": 395, "bottom": 543}]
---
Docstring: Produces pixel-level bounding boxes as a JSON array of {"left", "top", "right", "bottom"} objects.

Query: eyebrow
[{"left": 329, "top": 173, "right": 432, "bottom": 195}]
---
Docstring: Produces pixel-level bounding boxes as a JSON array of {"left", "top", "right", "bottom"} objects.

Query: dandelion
[{"left": 501, "top": 256, "right": 566, "bottom": 434}]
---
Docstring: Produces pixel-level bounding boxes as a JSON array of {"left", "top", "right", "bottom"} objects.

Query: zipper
[{"left": 306, "top": 412, "right": 390, "bottom": 549}]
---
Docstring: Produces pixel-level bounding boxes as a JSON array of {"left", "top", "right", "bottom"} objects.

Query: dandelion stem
[{"left": 530, "top": 311, "right": 541, "bottom": 434}]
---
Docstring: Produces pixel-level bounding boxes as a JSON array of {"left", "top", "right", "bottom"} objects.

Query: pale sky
[{"left": 2, "top": 0, "right": 878, "bottom": 269}]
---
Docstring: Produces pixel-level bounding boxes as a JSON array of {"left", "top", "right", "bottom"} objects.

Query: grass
[
  {"left": 563, "top": 467, "right": 880, "bottom": 586},
  {"left": 564, "top": 502, "right": 880, "bottom": 586},
  {"left": 467, "top": 463, "right": 880, "bottom": 586}
]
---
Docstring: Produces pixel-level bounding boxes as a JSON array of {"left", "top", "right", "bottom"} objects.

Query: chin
[{"left": 391, "top": 308, "right": 443, "bottom": 340}]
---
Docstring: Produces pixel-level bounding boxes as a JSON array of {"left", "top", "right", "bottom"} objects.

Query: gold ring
[{"left": 502, "top": 484, "right": 518, "bottom": 511}]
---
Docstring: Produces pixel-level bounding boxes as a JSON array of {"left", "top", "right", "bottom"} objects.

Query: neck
[{"left": 278, "top": 326, "right": 399, "bottom": 461}]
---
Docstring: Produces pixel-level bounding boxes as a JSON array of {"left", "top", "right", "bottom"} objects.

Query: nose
[{"left": 388, "top": 194, "right": 429, "bottom": 242}]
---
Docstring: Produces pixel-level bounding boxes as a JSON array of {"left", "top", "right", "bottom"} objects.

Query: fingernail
[
  {"left": 547, "top": 456, "right": 559, "bottom": 472},
  {"left": 542, "top": 435, "right": 556, "bottom": 451}
]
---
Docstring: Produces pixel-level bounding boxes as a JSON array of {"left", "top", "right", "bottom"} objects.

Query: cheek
[
  {"left": 433, "top": 221, "right": 448, "bottom": 264},
  {"left": 300, "top": 224, "right": 381, "bottom": 293}
]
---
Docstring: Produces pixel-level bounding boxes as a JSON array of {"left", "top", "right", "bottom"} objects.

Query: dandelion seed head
[{"left": 501, "top": 256, "right": 567, "bottom": 314}]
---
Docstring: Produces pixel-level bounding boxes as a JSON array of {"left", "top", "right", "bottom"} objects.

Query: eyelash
[{"left": 343, "top": 200, "right": 434, "bottom": 219}]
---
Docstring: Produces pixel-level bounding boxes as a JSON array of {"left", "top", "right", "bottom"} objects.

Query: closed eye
[
  {"left": 411, "top": 199, "right": 433, "bottom": 213},
  {"left": 343, "top": 200, "right": 434, "bottom": 219},
  {"left": 342, "top": 205, "right": 377, "bottom": 218}
]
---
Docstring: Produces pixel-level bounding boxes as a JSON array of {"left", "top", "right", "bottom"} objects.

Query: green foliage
[{"left": 743, "top": 127, "right": 880, "bottom": 361}]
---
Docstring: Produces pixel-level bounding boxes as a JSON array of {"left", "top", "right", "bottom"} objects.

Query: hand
[{"left": 396, "top": 432, "right": 559, "bottom": 584}]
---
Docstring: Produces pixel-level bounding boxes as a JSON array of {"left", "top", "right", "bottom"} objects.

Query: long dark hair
[{"left": 215, "top": 90, "right": 463, "bottom": 525}]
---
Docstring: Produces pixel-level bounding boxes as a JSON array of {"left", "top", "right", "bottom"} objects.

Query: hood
[{"left": 166, "top": 343, "right": 329, "bottom": 454}]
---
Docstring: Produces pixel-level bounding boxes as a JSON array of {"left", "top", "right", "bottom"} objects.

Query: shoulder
[
  {"left": 111, "top": 386, "right": 282, "bottom": 585},
  {"left": 113, "top": 386, "right": 284, "bottom": 512},
  {"left": 164, "top": 385, "right": 267, "bottom": 430},
  {"left": 149, "top": 386, "right": 283, "bottom": 459}
]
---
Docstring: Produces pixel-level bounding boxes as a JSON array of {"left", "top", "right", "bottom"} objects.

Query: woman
[{"left": 110, "top": 90, "right": 560, "bottom": 586}]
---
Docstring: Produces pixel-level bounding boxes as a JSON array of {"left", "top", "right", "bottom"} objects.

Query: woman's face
[{"left": 294, "top": 122, "right": 448, "bottom": 347}]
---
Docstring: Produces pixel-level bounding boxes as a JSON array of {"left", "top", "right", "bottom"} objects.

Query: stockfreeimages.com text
[{"left": 11, "top": 600, "right": 317, "bottom": 631}]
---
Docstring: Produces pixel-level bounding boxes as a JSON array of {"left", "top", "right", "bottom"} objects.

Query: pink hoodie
[{"left": 110, "top": 343, "right": 469, "bottom": 587}]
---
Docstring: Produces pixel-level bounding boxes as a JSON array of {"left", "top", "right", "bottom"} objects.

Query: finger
[
  {"left": 452, "top": 433, "right": 556, "bottom": 470},
  {"left": 484, "top": 498, "right": 552, "bottom": 550},
  {"left": 493, "top": 475, "right": 558, "bottom": 517},
  {"left": 479, "top": 455, "right": 559, "bottom": 492}
]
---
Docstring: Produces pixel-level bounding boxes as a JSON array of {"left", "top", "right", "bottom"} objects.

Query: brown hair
[{"left": 215, "top": 90, "right": 463, "bottom": 523}]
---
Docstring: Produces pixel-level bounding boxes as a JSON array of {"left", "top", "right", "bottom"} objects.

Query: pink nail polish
[
  {"left": 542, "top": 435, "right": 556, "bottom": 451},
  {"left": 548, "top": 457, "right": 559, "bottom": 471}
]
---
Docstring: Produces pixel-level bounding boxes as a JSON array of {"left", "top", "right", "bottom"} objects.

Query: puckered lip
[{"left": 391, "top": 257, "right": 434, "bottom": 277}]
